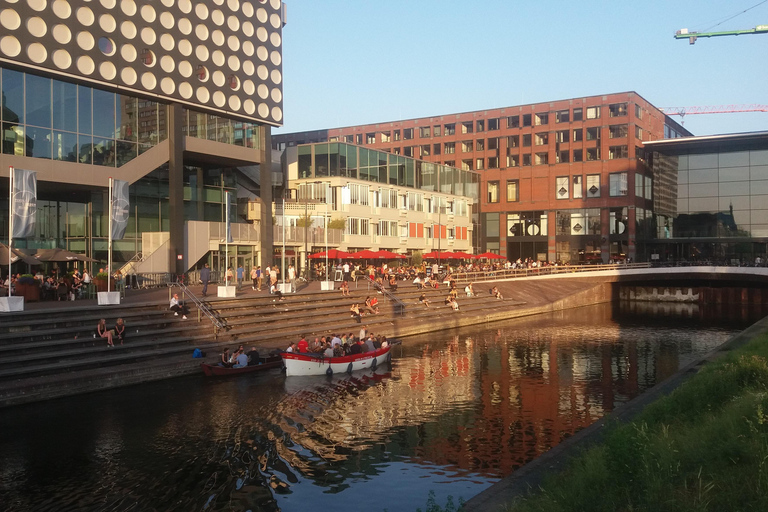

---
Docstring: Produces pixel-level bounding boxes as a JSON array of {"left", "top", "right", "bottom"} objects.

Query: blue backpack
[{"left": 192, "top": 348, "right": 203, "bottom": 358}]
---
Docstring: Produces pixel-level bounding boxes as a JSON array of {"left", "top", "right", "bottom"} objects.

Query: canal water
[{"left": 1, "top": 302, "right": 765, "bottom": 512}]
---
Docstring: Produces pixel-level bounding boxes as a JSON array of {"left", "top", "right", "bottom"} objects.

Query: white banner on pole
[
  {"left": 11, "top": 168, "right": 37, "bottom": 238},
  {"left": 110, "top": 179, "right": 130, "bottom": 240}
]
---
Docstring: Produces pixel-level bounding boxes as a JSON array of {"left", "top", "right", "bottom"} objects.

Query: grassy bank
[{"left": 508, "top": 331, "right": 768, "bottom": 512}]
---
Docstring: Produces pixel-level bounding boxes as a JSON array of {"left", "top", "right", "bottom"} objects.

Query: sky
[{"left": 272, "top": 0, "right": 768, "bottom": 137}]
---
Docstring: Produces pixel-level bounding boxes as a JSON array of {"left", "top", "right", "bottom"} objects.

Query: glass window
[
  {"left": 586, "top": 174, "right": 600, "bottom": 197},
  {"left": 586, "top": 106, "right": 600, "bottom": 119},
  {"left": 2, "top": 123, "right": 24, "bottom": 156},
  {"left": 609, "top": 103, "right": 628, "bottom": 117},
  {"left": 534, "top": 112, "right": 548, "bottom": 125},
  {"left": 487, "top": 181, "right": 499, "bottom": 203},
  {"left": 573, "top": 108, "right": 583, "bottom": 121},
  {"left": 535, "top": 132, "right": 548, "bottom": 145},
  {"left": 556, "top": 176, "right": 569, "bottom": 199},
  {"left": 507, "top": 115, "right": 520, "bottom": 128},
  {"left": 93, "top": 137, "right": 115, "bottom": 166},
  {"left": 116, "top": 140, "right": 137, "bottom": 167},
  {"left": 507, "top": 180, "right": 519, "bottom": 202},
  {"left": 573, "top": 175, "right": 582, "bottom": 198},
  {"left": 52, "top": 80, "right": 77, "bottom": 133},
  {"left": 635, "top": 174, "right": 645, "bottom": 198},
  {"left": 573, "top": 149, "right": 583, "bottom": 162},
  {"left": 116, "top": 95, "right": 137, "bottom": 141},
  {"left": 609, "top": 145, "right": 628, "bottom": 159},
  {"left": 535, "top": 152, "right": 548, "bottom": 165},
  {"left": 522, "top": 154, "right": 531, "bottom": 166},
  {"left": 523, "top": 134, "right": 531, "bottom": 147},
  {"left": 555, "top": 110, "right": 570, "bottom": 123},
  {"left": 573, "top": 129, "right": 583, "bottom": 142},
  {"left": 26, "top": 126, "right": 52, "bottom": 159},
  {"left": 609, "top": 124, "right": 628, "bottom": 138},
  {"left": 78, "top": 134, "right": 93, "bottom": 164},
  {"left": 476, "top": 120, "right": 484, "bottom": 132},
  {"left": 523, "top": 114, "right": 532, "bottom": 127},
  {"left": 25, "top": 74, "right": 51, "bottom": 128},
  {"left": 586, "top": 127, "right": 600, "bottom": 141},
  {"left": 92, "top": 89, "right": 115, "bottom": 138},
  {"left": 609, "top": 172, "right": 628, "bottom": 196},
  {"left": 2, "top": 69, "right": 25, "bottom": 124},
  {"left": 53, "top": 131, "right": 78, "bottom": 162}
]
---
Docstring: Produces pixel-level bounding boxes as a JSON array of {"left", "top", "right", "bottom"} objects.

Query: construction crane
[
  {"left": 660, "top": 105, "right": 768, "bottom": 116},
  {"left": 676, "top": 25, "right": 768, "bottom": 44}
]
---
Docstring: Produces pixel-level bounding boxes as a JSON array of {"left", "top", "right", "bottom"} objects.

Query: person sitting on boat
[
  {"left": 286, "top": 342, "right": 296, "bottom": 353},
  {"left": 419, "top": 293, "right": 431, "bottom": 308},
  {"left": 246, "top": 347, "right": 260, "bottom": 366},
  {"left": 350, "top": 340, "right": 363, "bottom": 355},
  {"left": 380, "top": 336, "right": 389, "bottom": 348},
  {"left": 232, "top": 349, "right": 249, "bottom": 368},
  {"left": 465, "top": 282, "right": 475, "bottom": 297},
  {"left": 323, "top": 344, "right": 335, "bottom": 358},
  {"left": 219, "top": 348, "right": 232, "bottom": 367},
  {"left": 365, "top": 335, "right": 376, "bottom": 352},
  {"left": 297, "top": 336, "right": 309, "bottom": 353},
  {"left": 170, "top": 293, "right": 189, "bottom": 319}
]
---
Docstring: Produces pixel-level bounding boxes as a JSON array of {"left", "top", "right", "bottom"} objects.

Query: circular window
[
  {"left": 140, "top": 48, "right": 156, "bottom": 67},
  {"left": 98, "top": 37, "right": 116, "bottom": 56},
  {"left": 197, "top": 65, "right": 209, "bottom": 82},
  {"left": 229, "top": 74, "right": 240, "bottom": 91}
]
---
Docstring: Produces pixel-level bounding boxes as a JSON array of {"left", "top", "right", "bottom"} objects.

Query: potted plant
[
  {"left": 94, "top": 272, "right": 114, "bottom": 292},
  {"left": 15, "top": 274, "right": 40, "bottom": 302}
]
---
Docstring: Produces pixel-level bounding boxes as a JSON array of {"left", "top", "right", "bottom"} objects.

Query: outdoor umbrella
[
  {"left": 349, "top": 249, "right": 380, "bottom": 259},
  {"left": 372, "top": 250, "right": 406, "bottom": 259},
  {"left": 451, "top": 251, "right": 474, "bottom": 259},
  {"left": 422, "top": 251, "right": 454, "bottom": 259},
  {"left": 475, "top": 252, "right": 506, "bottom": 260},
  {"left": 0, "top": 243, "right": 41, "bottom": 266},
  {"left": 33, "top": 248, "right": 97, "bottom": 262},
  {"left": 308, "top": 249, "right": 352, "bottom": 259}
]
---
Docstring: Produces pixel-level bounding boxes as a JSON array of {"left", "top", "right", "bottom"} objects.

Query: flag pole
[
  {"left": 8, "top": 166, "right": 13, "bottom": 298},
  {"left": 108, "top": 177, "right": 113, "bottom": 293},
  {"left": 225, "top": 191, "right": 229, "bottom": 286}
]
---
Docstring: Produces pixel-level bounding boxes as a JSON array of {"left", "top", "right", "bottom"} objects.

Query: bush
[
  {"left": 17, "top": 275, "right": 38, "bottom": 285},
  {"left": 96, "top": 272, "right": 109, "bottom": 279}
]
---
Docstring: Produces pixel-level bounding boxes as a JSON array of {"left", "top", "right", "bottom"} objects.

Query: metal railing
[
  {"left": 169, "top": 280, "right": 226, "bottom": 335},
  {"left": 450, "top": 262, "right": 652, "bottom": 285},
  {"left": 130, "top": 272, "right": 176, "bottom": 288},
  {"left": 362, "top": 275, "right": 406, "bottom": 316}
]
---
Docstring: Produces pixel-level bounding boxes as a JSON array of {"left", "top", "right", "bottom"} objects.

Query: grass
[{"left": 505, "top": 331, "right": 768, "bottom": 512}]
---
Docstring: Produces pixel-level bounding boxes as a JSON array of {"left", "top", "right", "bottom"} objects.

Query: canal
[{"left": 1, "top": 302, "right": 765, "bottom": 511}]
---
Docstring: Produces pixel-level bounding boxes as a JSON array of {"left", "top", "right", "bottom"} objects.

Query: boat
[
  {"left": 281, "top": 345, "right": 393, "bottom": 376},
  {"left": 201, "top": 354, "right": 283, "bottom": 377}
]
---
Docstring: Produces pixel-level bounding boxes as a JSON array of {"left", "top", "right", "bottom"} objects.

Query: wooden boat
[
  {"left": 201, "top": 355, "right": 283, "bottom": 377},
  {"left": 281, "top": 345, "right": 393, "bottom": 376}
]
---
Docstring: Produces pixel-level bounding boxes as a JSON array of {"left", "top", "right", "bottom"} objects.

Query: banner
[
  {"left": 110, "top": 179, "right": 130, "bottom": 240},
  {"left": 225, "top": 191, "right": 233, "bottom": 243},
  {"left": 12, "top": 168, "right": 37, "bottom": 238}
]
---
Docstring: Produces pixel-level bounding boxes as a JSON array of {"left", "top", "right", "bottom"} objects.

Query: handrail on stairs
[
  {"left": 362, "top": 276, "right": 406, "bottom": 316},
  {"left": 168, "top": 278, "right": 226, "bottom": 336}
]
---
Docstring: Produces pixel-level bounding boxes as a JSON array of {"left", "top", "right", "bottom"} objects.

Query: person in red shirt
[{"left": 297, "top": 336, "right": 309, "bottom": 353}]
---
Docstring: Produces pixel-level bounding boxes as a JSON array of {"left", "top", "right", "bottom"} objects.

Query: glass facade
[
  {"left": 1, "top": 67, "right": 262, "bottom": 166},
  {"left": 647, "top": 138, "right": 768, "bottom": 263},
  {"left": 296, "top": 142, "right": 480, "bottom": 200}
]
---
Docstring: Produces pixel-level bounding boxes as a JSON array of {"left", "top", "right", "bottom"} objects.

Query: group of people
[
  {"left": 96, "top": 318, "right": 126, "bottom": 348},
  {"left": 349, "top": 296, "right": 380, "bottom": 322},
  {"left": 218, "top": 344, "right": 261, "bottom": 368},
  {"left": 2, "top": 269, "right": 93, "bottom": 301},
  {"left": 285, "top": 328, "right": 389, "bottom": 358}
]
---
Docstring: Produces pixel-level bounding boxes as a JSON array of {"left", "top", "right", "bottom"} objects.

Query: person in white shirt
[{"left": 170, "top": 293, "right": 188, "bottom": 319}]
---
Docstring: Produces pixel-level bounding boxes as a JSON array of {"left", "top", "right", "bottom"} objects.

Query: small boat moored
[
  {"left": 201, "top": 355, "right": 283, "bottom": 377},
  {"left": 281, "top": 345, "right": 393, "bottom": 377}
]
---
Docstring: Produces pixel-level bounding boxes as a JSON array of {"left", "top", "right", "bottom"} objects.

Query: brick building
[{"left": 274, "top": 92, "right": 690, "bottom": 263}]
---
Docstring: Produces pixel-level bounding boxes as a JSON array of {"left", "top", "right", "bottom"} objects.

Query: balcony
[{"left": 273, "top": 226, "right": 343, "bottom": 245}]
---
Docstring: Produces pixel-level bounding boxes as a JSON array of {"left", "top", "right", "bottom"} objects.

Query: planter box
[
  {"left": 277, "top": 283, "right": 292, "bottom": 294},
  {"left": 0, "top": 296, "right": 24, "bottom": 312},
  {"left": 97, "top": 291, "right": 121, "bottom": 305},
  {"left": 15, "top": 282, "right": 40, "bottom": 302},
  {"left": 321, "top": 280, "right": 335, "bottom": 291},
  {"left": 217, "top": 285, "right": 236, "bottom": 298},
  {"left": 94, "top": 278, "right": 116, "bottom": 293}
]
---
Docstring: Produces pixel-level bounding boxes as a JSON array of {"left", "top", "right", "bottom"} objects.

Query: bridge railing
[{"left": 451, "top": 262, "right": 652, "bottom": 285}]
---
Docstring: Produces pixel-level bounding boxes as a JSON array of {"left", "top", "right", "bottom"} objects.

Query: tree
[
  {"left": 328, "top": 218, "right": 347, "bottom": 230},
  {"left": 411, "top": 250, "right": 423, "bottom": 266},
  {"left": 296, "top": 215, "right": 313, "bottom": 228}
]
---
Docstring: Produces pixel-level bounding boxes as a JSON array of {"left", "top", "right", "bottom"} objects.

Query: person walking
[
  {"left": 236, "top": 264, "right": 244, "bottom": 290},
  {"left": 288, "top": 264, "right": 296, "bottom": 292},
  {"left": 256, "top": 266, "right": 263, "bottom": 291},
  {"left": 200, "top": 263, "right": 211, "bottom": 297},
  {"left": 250, "top": 265, "right": 258, "bottom": 290}
]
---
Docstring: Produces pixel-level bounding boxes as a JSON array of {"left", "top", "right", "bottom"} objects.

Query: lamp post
[
  {"left": 303, "top": 199, "right": 308, "bottom": 280},
  {"left": 437, "top": 195, "right": 442, "bottom": 271}
]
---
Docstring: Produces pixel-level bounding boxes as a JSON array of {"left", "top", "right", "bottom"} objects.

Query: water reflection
[{"left": 0, "top": 303, "right": 762, "bottom": 511}]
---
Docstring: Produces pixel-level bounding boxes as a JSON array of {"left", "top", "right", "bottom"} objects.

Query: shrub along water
[{"left": 508, "top": 333, "right": 768, "bottom": 512}]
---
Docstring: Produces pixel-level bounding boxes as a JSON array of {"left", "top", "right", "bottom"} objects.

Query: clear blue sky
[{"left": 272, "top": 0, "right": 768, "bottom": 137}]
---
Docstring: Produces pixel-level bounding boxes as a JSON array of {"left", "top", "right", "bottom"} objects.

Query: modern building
[
  {"left": 1, "top": 0, "right": 285, "bottom": 276},
  {"left": 274, "top": 92, "right": 692, "bottom": 263},
  {"left": 644, "top": 131, "right": 768, "bottom": 263},
  {"left": 274, "top": 142, "right": 479, "bottom": 275}
]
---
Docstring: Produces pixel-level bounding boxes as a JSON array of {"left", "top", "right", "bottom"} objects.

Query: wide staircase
[{"left": 0, "top": 280, "right": 520, "bottom": 407}]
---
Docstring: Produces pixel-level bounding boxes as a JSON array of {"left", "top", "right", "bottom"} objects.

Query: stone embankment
[{"left": 0, "top": 277, "right": 613, "bottom": 408}]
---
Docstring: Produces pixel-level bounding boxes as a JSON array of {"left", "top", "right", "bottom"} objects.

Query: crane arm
[
  {"left": 660, "top": 105, "right": 768, "bottom": 116},
  {"left": 676, "top": 25, "right": 768, "bottom": 44}
]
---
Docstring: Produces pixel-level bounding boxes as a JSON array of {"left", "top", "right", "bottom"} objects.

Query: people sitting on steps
[
  {"left": 170, "top": 293, "right": 189, "bottom": 319},
  {"left": 97, "top": 318, "right": 115, "bottom": 348}
]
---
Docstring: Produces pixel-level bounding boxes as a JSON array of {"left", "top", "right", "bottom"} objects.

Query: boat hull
[
  {"left": 281, "top": 346, "right": 392, "bottom": 376},
  {"left": 201, "top": 356, "right": 283, "bottom": 377}
]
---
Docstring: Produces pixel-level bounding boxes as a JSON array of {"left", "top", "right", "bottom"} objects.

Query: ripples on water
[{"left": 0, "top": 303, "right": 762, "bottom": 511}]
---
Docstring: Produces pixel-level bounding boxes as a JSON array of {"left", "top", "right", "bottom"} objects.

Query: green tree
[
  {"left": 412, "top": 250, "right": 423, "bottom": 266},
  {"left": 296, "top": 215, "right": 313, "bottom": 228},
  {"left": 328, "top": 218, "right": 347, "bottom": 230}
]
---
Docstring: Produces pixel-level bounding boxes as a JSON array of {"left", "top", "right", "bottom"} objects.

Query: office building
[
  {"left": 274, "top": 92, "right": 691, "bottom": 263},
  {"left": 1, "top": 0, "right": 285, "bottom": 275}
]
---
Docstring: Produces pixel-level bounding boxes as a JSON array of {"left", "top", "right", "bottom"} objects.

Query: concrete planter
[
  {"left": 0, "top": 296, "right": 24, "bottom": 312},
  {"left": 277, "top": 283, "right": 292, "bottom": 294},
  {"left": 97, "top": 291, "right": 121, "bottom": 305},
  {"left": 321, "top": 281, "right": 335, "bottom": 291},
  {"left": 217, "top": 285, "right": 236, "bottom": 298}
]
